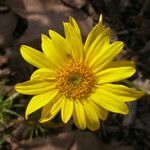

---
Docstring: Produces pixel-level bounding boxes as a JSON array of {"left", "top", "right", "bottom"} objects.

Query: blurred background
[{"left": 0, "top": 0, "right": 150, "bottom": 149}]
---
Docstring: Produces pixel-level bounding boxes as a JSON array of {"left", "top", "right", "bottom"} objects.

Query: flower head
[{"left": 15, "top": 16, "right": 144, "bottom": 131}]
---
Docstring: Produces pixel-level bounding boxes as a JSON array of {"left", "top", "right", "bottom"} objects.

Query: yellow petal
[
  {"left": 85, "top": 29, "right": 110, "bottom": 66},
  {"left": 104, "top": 60, "right": 135, "bottom": 69},
  {"left": 84, "top": 21, "right": 104, "bottom": 52},
  {"left": 40, "top": 102, "right": 54, "bottom": 123},
  {"left": 30, "top": 68, "right": 56, "bottom": 81},
  {"left": 92, "top": 41, "right": 124, "bottom": 72},
  {"left": 25, "top": 89, "right": 58, "bottom": 119},
  {"left": 40, "top": 98, "right": 62, "bottom": 123},
  {"left": 99, "top": 14, "right": 103, "bottom": 23},
  {"left": 15, "top": 79, "right": 56, "bottom": 95},
  {"left": 49, "top": 98, "right": 63, "bottom": 116},
  {"left": 91, "top": 89, "right": 129, "bottom": 114},
  {"left": 89, "top": 100, "right": 108, "bottom": 120},
  {"left": 20, "top": 45, "right": 53, "bottom": 69},
  {"left": 49, "top": 30, "right": 71, "bottom": 57},
  {"left": 63, "top": 22, "right": 84, "bottom": 62},
  {"left": 73, "top": 100, "right": 86, "bottom": 130},
  {"left": 41, "top": 34, "right": 68, "bottom": 68},
  {"left": 97, "top": 83, "right": 144, "bottom": 102},
  {"left": 41, "top": 34, "right": 55, "bottom": 58},
  {"left": 61, "top": 97, "right": 73, "bottom": 123},
  {"left": 82, "top": 100, "right": 100, "bottom": 131},
  {"left": 69, "top": 16, "right": 82, "bottom": 40},
  {"left": 97, "top": 61, "right": 136, "bottom": 84}
]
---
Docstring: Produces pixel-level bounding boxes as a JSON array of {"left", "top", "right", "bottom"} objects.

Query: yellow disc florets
[{"left": 56, "top": 61, "right": 96, "bottom": 100}]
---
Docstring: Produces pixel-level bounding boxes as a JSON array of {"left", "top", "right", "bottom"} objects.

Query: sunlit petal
[
  {"left": 96, "top": 83, "right": 144, "bottom": 102},
  {"left": 92, "top": 41, "right": 124, "bottom": 72},
  {"left": 69, "top": 16, "right": 82, "bottom": 40},
  {"left": 82, "top": 100, "right": 100, "bottom": 131},
  {"left": 20, "top": 45, "right": 53, "bottom": 69},
  {"left": 15, "top": 79, "right": 56, "bottom": 95},
  {"left": 89, "top": 100, "right": 108, "bottom": 120},
  {"left": 25, "top": 89, "right": 58, "bottom": 119},
  {"left": 97, "top": 61, "right": 135, "bottom": 84},
  {"left": 73, "top": 100, "right": 86, "bottom": 130},
  {"left": 63, "top": 22, "right": 84, "bottom": 62},
  {"left": 61, "top": 97, "right": 73, "bottom": 123},
  {"left": 41, "top": 34, "right": 69, "bottom": 68},
  {"left": 30, "top": 68, "right": 56, "bottom": 81},
  {"left": 40, "top": 98, "right": 62, "bottom": 123},
  {"left": 91, "top": 89, "right": 129, "bottom": 114},
  {"left": 84, "top": 21, "right": 104, "bottom": 52}
]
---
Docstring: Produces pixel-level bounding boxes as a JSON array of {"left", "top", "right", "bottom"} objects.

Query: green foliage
[
  {"left": 29, "top": 123, "right": 48, "bottom": 139},
  {"left": 0, "top": 93, "right": 21, "bottom": 124}
]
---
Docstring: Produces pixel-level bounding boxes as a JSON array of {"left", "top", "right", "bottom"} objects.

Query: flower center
[{"left": 56, "top": 61, "right": 96, "bottom": 100}]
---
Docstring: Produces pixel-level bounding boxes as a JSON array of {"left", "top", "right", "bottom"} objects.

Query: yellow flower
[{"left": 15, "top": 16, "right": 144, "bottom": 131}]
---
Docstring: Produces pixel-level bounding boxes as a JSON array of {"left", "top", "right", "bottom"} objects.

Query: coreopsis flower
[{"left": 15, "top": 16, "right": 144, "bottom": 131}]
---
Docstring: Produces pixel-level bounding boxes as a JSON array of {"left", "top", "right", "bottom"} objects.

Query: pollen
[{"left": 56, "top": 61, "right": 96, "bottom": 100}]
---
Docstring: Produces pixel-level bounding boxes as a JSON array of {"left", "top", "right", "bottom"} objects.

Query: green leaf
[{"left": 3, "top": 109, "right": 21, "bottom": 117}]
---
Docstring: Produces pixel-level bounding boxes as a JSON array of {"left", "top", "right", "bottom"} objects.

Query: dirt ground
[{"left": 0, "top": 0, "right": 150, "bottom": 150}]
